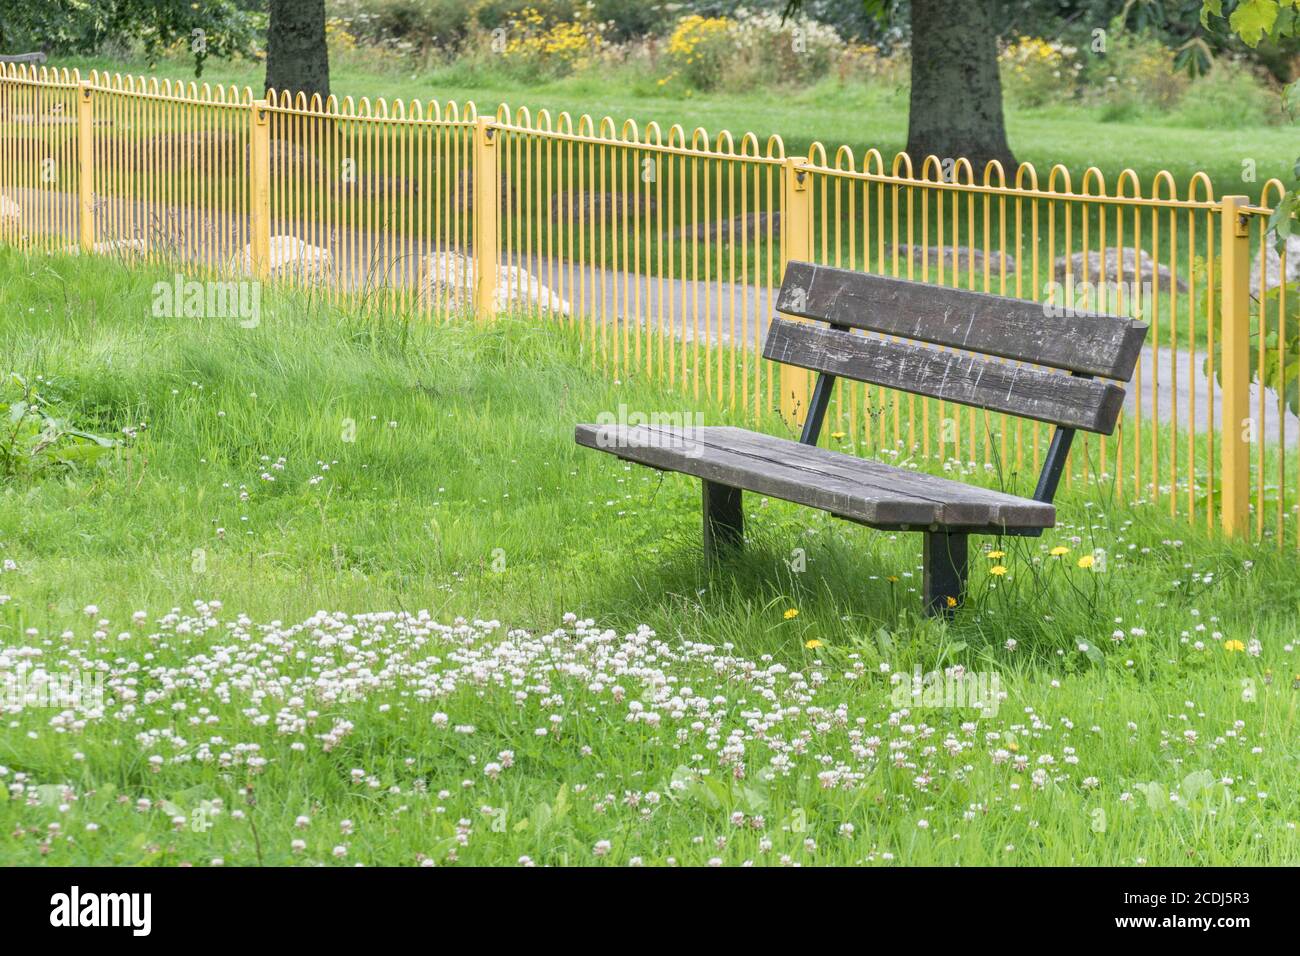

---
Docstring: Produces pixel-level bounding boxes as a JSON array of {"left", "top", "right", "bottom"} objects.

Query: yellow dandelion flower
[
  {"left": 805, "top": 639, "right": 823, "bottom": 649},
  {"left": 1224, "top": 639, "right": 1245, "bottom": 653},
  {"left": 990, "top": 565, "right": 1008, "bottom": 576},
  {"left": 1007, "top": 740, "right": 1019, "bottom": 752},
  {"left": 783, "top": 608, "right": 799, "bottom": 620},
  {"left": 987, "top": 551, "right": 1005, "bottom": 559},
  {"left": 1077, "top": 554, "right": 1095, "bottom": 569},
  {"left": 831, "top": 431, "right": 846, "bottom": 440},
  {"left": 946, "top": 596, "right": 958, "bottom": 608},
  {"left": 886, "top": 575, "right": 899, "bottom": 583},
  {"left": 1050, "top": 546, "right": 1069, "bottom": 556}
]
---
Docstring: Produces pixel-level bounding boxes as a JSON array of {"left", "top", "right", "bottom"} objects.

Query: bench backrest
[
  {"left": 767, "top": 261, "right": 1147, "bottom": 436},
  {"left": 0, "top": 53, "right": 48, "bottom": 65}
]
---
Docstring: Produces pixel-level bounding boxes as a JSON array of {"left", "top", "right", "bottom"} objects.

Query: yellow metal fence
[{"left": 1, "top": 64, "right": 1293, "bottom": 544}]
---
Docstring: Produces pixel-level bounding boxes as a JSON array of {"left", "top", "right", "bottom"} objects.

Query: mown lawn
[{"left": 0, "top": 248, "right": 1296, "bottom": 866}]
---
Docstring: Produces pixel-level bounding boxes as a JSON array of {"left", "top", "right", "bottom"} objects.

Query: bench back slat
[
  {"left": 763, "top": 318, "right": 1127, "bottom": 434},
  {"left": 776, "top": 261, "right": 1147, "bottom": 380}
]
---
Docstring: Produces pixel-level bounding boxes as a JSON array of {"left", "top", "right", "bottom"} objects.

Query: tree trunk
[
  {"left": 264, "top": 0, "right": 330, "bottom": 101},
  {"left": 906, "top": 0, "right": 1016, "bottom": 175}
]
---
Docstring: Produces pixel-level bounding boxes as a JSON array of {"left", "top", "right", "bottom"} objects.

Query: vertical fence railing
[{"left": 0, "top": 63, "right": 1294, "bottom": 543}]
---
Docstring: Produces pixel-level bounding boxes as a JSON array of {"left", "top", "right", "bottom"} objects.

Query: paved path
[{"left": 8, "top": 185, "right": 1297, "bottom": 447}]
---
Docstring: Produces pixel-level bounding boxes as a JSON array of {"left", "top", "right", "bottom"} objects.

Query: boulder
[
  {"left": 229, "top": 236, "right": 333, "bottom": 281},
  {"left": 1053, "top": 248, "right": 1187, "bottom": 294},
  {"left": 892, "top": 244, "right": 1017, "bottom": 274},
  {"left": 1250, "top": 233, "right": 1300, "bottom": 291},
  {"left": 417, "top": 251, "right": 569, "bottom": 316}
]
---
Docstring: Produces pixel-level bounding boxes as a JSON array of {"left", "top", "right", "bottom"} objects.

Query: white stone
[
  {"left": 1053, "top": 247, "right": 1187, "bottom": 293},
  {"left": 417, "top": 251, "right": 569, "bottom": 316},
  {"left": 229, "top": 236, "right": 333, "bottom": 281},
  {"left": 1250, "top": 233, "right": 1300, "bottom": 291}
]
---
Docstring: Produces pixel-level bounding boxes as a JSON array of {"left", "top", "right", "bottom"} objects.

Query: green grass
[{"left": 0, "top": 247, "right": 1297, "bottom": 866}]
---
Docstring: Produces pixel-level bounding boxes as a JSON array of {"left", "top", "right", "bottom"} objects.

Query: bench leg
[
  {"left": 923, "top": 531, "right": 968, "bottom": 618},
  {"left": 702, "top": 480, "right": 743, "bottom": 561}
]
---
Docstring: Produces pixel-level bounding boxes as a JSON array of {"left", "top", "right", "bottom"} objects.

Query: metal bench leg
[
  {"left": 702, "top": 480, "right": 743, "bottom": 561},
  {"left": 923, "top": 531, "right": 968, "bottom": 618}
]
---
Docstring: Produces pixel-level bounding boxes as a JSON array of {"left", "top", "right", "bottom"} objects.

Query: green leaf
[
  {"left": 1181, "top": 769, "right": 1215, "bottom": 803},
  {"left": 1229, "top": 0, "right": 1281, "bottom": 46},
  {"left": 47, "top": 444, "right": 112, "bottom": 465},
  {"left": 1081, "top": 641, "right": 1106, "bottom": 668},
  {"left": 1135, "top": 781, "right": 1168, "bottom": 812}
]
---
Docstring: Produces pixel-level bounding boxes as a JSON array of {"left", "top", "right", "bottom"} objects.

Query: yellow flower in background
[
  {"left": 990, "top": 565, "right": 1008, "bottom": 576},
  {"left": 783, "top": 608, "right": 799, "bottom": 620},
  {"left": 1224, "top": 639, "right": 1245, "bottom": 653},
  {"left": 886, "top": 575, "right": 899, "bottom": 583},
  {"left": 805, "top": 639, "right": 822, "bottom": 649},
  {"left": 946, "top": 596, "right": 958, "bottom": 608},
  {"left": 1077, "top": 554, "right": 1095, "bottom": 569},
  {"left": 1050, "top": 546, "right": 1070, "bottom": 556},
  {"left": 987, "top": 551, "right": 1005, "bottom": 559},
  {"left": 831, "top": 431, "right": 846, "bottom": 440}
]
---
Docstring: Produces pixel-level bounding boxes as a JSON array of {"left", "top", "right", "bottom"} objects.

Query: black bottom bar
[
  {"left": 923, "top": 530, "right": 968, "bottom": 617},
  {"left": 702, "top": 480, "right": 743, "bottom": 560}
]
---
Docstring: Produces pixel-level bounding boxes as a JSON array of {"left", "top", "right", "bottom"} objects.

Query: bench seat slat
[
  {"left": 575, "top": 424, "right": 1055, "bottom": 530},
  {"left": 777, "top": 262, "right": 1148, "bottom": 380},
  {"left": 681, "top": 427, "right": 1050, "bottom": 526},
  {"left": 763, "top": 317, "right": 1127, "bottom": 434}
]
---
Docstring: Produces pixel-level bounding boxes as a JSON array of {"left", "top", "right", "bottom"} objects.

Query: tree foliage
[
  {"left": 1201, "top": 1, "right": 1298, "bottom": 246},
  {"left": 0, "top": 0, "right": 257, "bottom": 75}
]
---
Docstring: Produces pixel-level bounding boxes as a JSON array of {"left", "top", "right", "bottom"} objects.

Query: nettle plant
[
  {"left": 0, "top": 374, "right": 126, "bottom": 479},
  {"left": 1197, "top": 270, "right": 1300, "bottom": 418}
]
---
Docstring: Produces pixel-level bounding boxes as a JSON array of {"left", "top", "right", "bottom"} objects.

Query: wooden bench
[{"left": 575, "top": 261, "right": 1148, "bottom": 616}]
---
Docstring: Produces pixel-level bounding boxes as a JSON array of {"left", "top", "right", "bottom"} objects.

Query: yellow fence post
[
  {"left": 249, "top": 99, "right": 271, "bottom": 279},
  {"left": 77, "top": 82, "right": 95, "bottom": 252},
  {"left": 473, "top": 117, "right": 499, "bottom": 321},
  {"left": 780, "top": 156, "right": 812, "bottom": 428},
  {"left": 1219, "top": 195, "right": 1252, "bottom": 538}
]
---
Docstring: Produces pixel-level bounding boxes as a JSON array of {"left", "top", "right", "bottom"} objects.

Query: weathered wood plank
[
  {"left": 777, "top": 261, "right": 1148, "bottom": 381},
  {"left": 763, "top": 318, "right": 1128, "bottom": 434},
  {"left": 578, "top": 422, "right": 940, "bottom": 526},
  {"left": 574, "top": 423, "right": 1055, "bottom": 529},
  {"left": 666, "top": 426, "right": 1053, "bottom": 527}
]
